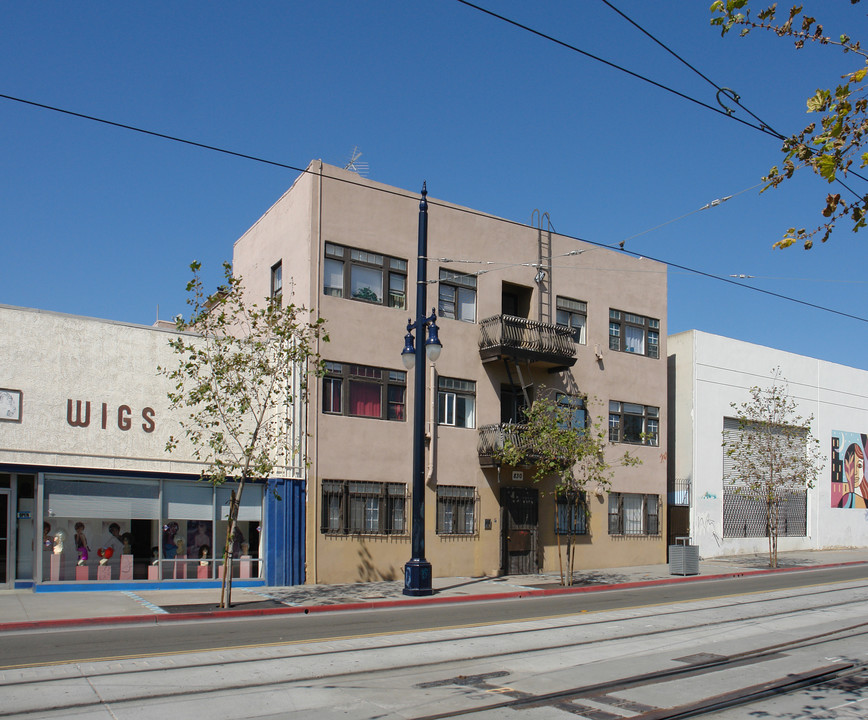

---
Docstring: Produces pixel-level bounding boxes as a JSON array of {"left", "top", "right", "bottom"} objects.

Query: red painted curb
[{"left": 1, "top": 561, "right": 864, "bottom": 633}]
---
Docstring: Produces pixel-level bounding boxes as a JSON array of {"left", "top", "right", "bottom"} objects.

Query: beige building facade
[{"left": 233, "top": 161, "right": 669, "bottom": 584}]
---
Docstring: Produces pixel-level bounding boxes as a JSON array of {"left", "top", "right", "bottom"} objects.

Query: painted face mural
[{"left": 832, "top": 432, "right": 868, "bottom": 509}]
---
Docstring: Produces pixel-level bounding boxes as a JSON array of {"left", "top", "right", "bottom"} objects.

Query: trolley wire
[{"left": 1, "top": 91, "right": 866, "bottom": 325}]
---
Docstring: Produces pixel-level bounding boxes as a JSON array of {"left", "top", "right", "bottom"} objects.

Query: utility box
[{"left": 669, "top": 537, "right": 699, "bottom": 576}]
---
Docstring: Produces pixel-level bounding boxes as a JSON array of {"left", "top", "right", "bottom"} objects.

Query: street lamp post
[{"left": 401, "top": 183, "right": 441, "bottom": 597}]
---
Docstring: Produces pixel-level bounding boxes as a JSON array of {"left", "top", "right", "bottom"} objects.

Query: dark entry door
[{"left": 502, "top": 487, "right": 539, "bottom": 575}]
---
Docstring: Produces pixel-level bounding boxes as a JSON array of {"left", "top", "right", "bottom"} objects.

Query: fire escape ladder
[
  {"left": 503, "top": 357, "right": 534, "bottom": 410},
  {"left": 533, "top": 209, "right": 554, "bottom": 325}
]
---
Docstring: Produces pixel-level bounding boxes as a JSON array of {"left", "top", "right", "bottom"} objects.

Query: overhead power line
[
  {"left": 452, "top": 0, "right": 779, "bottom": 139},
  {"left": 597, "top": 0, "right": 868, "bottom": 196},
  {"left": 0, "top": 91, "right": 865, "bottom": 325}
]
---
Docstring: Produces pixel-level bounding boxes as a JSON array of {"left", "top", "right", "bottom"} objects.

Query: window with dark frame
[
  {"left": 607, "top": 493, "right": 659, "bottom": 535},
  {"left": 438, "top": 377, "right": 476, "bottom": 428},
  {"left": 608, "top": 401, "right": 659, "bottom": 446},
  {"left": 323, "top": 242, "right": 407, "bottom": 309},
  {"left": 438, "top": 269, "right": 477, "bottom": 322},
  {"left": 556, "top": 297, "right": 587, "bottom": 345},
  {"left": 321, "top": 480, "right": 407, "bottom": 535},
  {"left": 436, "top": 485, "right": 476, "bottom": 535},
  {"left": 501, "top": 384, "right": 530, "bottom": 425},
  {"left": 322, "top": 362, "right": 406, "bottom": 421},
  {"left": 556, "top": 393, "right": 587, "bottom": 431},
  {"left": 556, "top": 491, "right": 588, "bottom": 535},
  {"left": 608, "top": 309, "right": 659, "bottom": 358},
  {"left": 270, "top": 261, "right": 283, "bottom": 298}
]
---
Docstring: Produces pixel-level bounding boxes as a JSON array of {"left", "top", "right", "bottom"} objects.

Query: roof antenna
[{"left": 344, "top": 146, "right": 369, "bottom": 176}]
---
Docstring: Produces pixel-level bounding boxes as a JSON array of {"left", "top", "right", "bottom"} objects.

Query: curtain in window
[
  {"left": 624, "top": 325, "right": 645, "bottom": 354},
  {"left": 349, "top": 381, "right": 381, "bottom": 417},
  {"left": 456, "top": 395, "right": 475, "bottom": 428},
  {"left": 388, "top": 386, "right": 405, "bottom": 421},
  {"left": 457, "top": 288, "right": 476, "bottom": 322},
  {"left": 623, "top": 494, "right": 644, "bottom": 534},
  {"left": 323, "top": 258, "right": 343, "bottom": 296},
  {"left": 323, "top": 377, "right": 341, "bottom": 413}
]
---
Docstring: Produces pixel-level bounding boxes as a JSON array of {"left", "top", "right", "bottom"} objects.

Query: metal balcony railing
[
  {"left": 478, "top": 315, "right": 576, "bottom": 365},
  {"left": 478, "top": 423, "right": 541, "bottom": 466}
]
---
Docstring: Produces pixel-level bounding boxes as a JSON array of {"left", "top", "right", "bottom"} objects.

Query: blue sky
[{"left": 2, "top": 1, "right": 866, "bottom": 370}]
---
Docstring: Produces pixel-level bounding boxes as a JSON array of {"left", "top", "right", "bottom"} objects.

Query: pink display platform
[
  {"left": 173, "top": 555, "right": 187, "bottom": 579},
  {"left": 148, "top": 565, "right": 159, "bottom": 580},
  {"left": 97, "top": 565, "right": 111, "bottom": 581},
  {"left": 240, "top": 555, "right": 251, "bottom": 579},
  {"left": 75, "top": 565, "right": 89, "bottom": 581},
  {"left": 119, "top": 554, "right": 133, "bottom": 580},
  {"left": 197, "top": 565, "right": 209, "bottom": 579},
  {"left": 50, "top": 554, "right": 61, "bottom": 581}
]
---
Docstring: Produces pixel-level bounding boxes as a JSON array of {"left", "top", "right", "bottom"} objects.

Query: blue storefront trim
[
  {"left": 265, "top": 477, "right": 306, "bottom": 586},
  {"left": 34, "top": 579, "right": 266, "bottom": 593}
]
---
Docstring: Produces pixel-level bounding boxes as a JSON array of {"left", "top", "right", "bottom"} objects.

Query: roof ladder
[{"left": 532, "top": 209, "right": 554, "bottom": 325}]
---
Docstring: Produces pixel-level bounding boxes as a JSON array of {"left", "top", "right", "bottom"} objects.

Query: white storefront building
[
  {"left": 668, "top": 330, "right": 868, "bottom": 559},
  {"left": 0, "top": 304, "right": 305, "bottom": 590}
]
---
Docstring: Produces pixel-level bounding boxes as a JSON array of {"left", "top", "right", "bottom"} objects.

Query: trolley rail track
[{"left": 2, "top": 576, "right": 868, "bottom": 718}]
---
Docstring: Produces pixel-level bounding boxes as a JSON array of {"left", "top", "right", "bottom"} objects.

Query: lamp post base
[{"left": 403, "top": 558, "right": 433, "bottom": 596}]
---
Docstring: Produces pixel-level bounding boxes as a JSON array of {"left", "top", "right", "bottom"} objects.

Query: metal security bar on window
[
  {"left": 556, "top": 491, "right": 588, "bottom": 535},
  {"left": 436, "top": 486, "right": 476, "bottom": 535},
  {"left": 321, "top": 480, "right": 408, "bottom": 535},
  {"left": 608, "top": 492, "right": 660, "bottom": 535}
]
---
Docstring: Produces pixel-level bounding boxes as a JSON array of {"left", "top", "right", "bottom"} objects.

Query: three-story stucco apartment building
[{"left": 233, "top": 161, "right": 668, "bottom": 584}]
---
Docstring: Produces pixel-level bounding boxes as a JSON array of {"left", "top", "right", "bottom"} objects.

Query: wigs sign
[
  {"left": 66, "top": 400, "right": 156, "bottom": 434},
  {"left": 830, "top": 431, "right": 867, "bottom": 508}
]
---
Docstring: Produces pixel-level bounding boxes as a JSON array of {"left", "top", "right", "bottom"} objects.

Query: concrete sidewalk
[{"left": 1, "top": 548, "right": 865, "bottom": 631}]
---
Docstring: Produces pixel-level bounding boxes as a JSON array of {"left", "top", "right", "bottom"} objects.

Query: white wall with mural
[{"left": 669, "top": 330, "right": 868, "bottom": 559}]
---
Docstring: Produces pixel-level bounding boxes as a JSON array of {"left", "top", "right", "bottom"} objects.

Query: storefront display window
[{"left": 40, "top": 474, "right": 263, "bottom": 584}]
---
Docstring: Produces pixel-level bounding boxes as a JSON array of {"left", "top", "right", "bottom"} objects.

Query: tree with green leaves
[
  {"left": 722, "top": 369, "right": 821, "bottom": 568},
  {"left": 161, "top": 261, "right": 327, "bottom": 608},
  {"left": 711, "top": 0, "right": 867, "bottom": 248},
  {"left": 497, "top": 390, "right": 640, "bottom": 586}
]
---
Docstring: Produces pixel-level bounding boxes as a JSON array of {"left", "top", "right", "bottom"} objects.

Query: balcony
[
  {"left": 478, "top": 423, "right": 537, "bottom": 467},
  {"left": 478, "top": 315, "right": 577, "bottom": 367}
]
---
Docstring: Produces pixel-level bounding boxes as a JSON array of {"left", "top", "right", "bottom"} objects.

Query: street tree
[
  {"left": 722, "top": 369, "right": 822, "bottom": 568},
  {"left": 497, "top": 390, "right": 640, "bottom": 586},
  {"left": 161, "top": 261, "right": 327, "bottom": 608},
  {"left": 711, "top": 0, "right": 868, "bottom": 248}
]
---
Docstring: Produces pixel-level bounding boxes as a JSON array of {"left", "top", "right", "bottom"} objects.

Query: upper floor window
[
  {"left": 609, "top": 401, "right": 659, "bottom": 446},
  {"left": 608, "top": 493, "right": 659, "bottom": 535},
  {"left": 323, "top": 242, "right": 407, "bottom": 309},
  {"left": 270, "top": 261, "right": 282, "bottom": 298},
  {"left": 609, "top": 309, "right": 659, "bottom": 358},
  {"left": 501, "top": 384, "right": 530, "bottom": 425},
  {"left": 438, "top": 377, "right": 476, "bottom": 429},
  {"left": 322, "top": 362, "right": 406, "bottom": 421},
  {"left": 556, "top": 297, "right": 587, "bottom": 345},
  {"left": 556, "top": 393, "right": 587, "bottom": 431},
  {"left": 438, "top": 269, "right": 477, "bottom": 322}
]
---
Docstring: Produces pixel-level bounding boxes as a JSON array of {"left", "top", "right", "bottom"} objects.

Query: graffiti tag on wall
[{"left": 831, "top": 431, "right": 867, "bottom": 508}]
